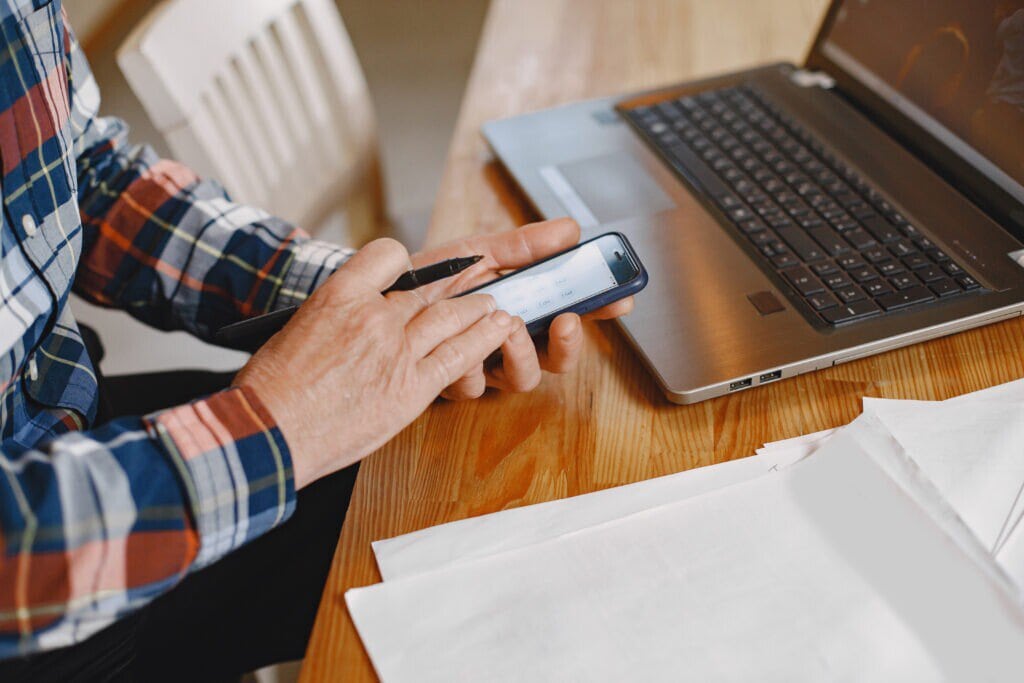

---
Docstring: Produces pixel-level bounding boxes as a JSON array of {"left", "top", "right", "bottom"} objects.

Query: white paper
[
  {"left": 863, "top": 399, "right": 1024, "bottom": 553},
  {"left": 347, "top": 415, "right": 1024, "bottom": 682},
  {"left": 373, "top": 449, "right": 801, "bottom": 581},
  {"left": 375, "top": 376, "right": 1024, "bottom": 581}
]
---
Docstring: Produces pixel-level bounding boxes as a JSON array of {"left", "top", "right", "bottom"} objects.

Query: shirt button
[
  {"left": 27, "top": 357, "right": 39, "bottom": 382},
  {"left": 22, "top": 214, "right": 38, "bottom": 237}
]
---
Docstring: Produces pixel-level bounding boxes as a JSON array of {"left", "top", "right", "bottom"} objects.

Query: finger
[
  {"left": 441, "top": 366, "right": 487, "bottom": 401},
  {"left": 475, "top": 218, "right": 581, "bottom": 270},
  {"left": 406, "top": 294, "right": 497, "bottom": 357},
  {"left": 328, "top": 238, "right": 412, "bottom": 294},
  {"left": 581, "top": 296, "right": 635, "bottom": 321},
  {"left": 540, "top": 313, "right": 584, "bottom": 374},
  {"left": 420, "top": 311, "right": 515, "bottom": 391},
  {"left": 487, "top": 319, "right": 542, "bottom": 392}
]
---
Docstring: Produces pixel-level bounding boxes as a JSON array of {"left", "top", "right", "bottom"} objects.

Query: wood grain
[{"left": 300, "top": 0, "right": 1024, "bottom": 679}]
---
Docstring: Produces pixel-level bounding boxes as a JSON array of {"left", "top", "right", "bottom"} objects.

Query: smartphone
[{"left": 465, "top": 232, "right": 648, "bottom": 335}]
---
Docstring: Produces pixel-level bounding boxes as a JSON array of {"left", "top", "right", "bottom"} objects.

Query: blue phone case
[{"left": 463, "top": 232, "right": 649, "bottom": 336}]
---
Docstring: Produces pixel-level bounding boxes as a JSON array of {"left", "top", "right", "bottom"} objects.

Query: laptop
[{"left": 483, "top": 0, "right": 1024, "bottom": 404}]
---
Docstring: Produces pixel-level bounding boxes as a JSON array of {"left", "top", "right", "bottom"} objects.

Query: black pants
[{"left": 0, "top": 370, "right": 358, "bottom": 683}]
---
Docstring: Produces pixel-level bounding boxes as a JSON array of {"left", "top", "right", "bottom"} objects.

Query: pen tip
[{"left": 470, "top": 254, "right": 484, "bottom": 264}]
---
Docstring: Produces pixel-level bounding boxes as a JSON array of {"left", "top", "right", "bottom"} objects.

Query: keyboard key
[
  {"left": 844, "top": 228, "right": 876, "bottom": 251},
  {"left": 782, "top": 267, "right": 824, "bottom": 296},
  {"left": 902, "top": 254, "right": 930, "bottom": 270},
  {"left": 861, "top": 215, "right": 902, "bottom": 243},
  {"left": 811, "top": 261, "right": 839, "bottom": 277},
  {"left": 876, "top": 286, "right": 936, "bottom": 311},
  {"left": 929, "top": 278, "right": 959, "bottom": 297},
  {"left": 776, "top": 227, "right": 826, "bottom": 262},
  {"left": 836, "top": 286, "right": 865, "bottom": 304},
  {"left": 807, "top": 226, "right": 849, "bottom": 257},
  {"left": 943, "top": 262, "right": 965, "bottom": 276},
  {"left": 850, "top": 205, "right": 877, "bottom": 221},
  {"left": 850, "top": 266, "right": 879, "bottom": 283},
  {"left": 772, "top": 253, "right": 799, "bottom": 269},
  {"left": 889, "top": 239, "right": 918, "bottom": 257},
  {"left": 820, "top": 298, "right": 881, "bottom": 324},
  {"left": 864, "top": 280, "right": 893, "bottom": 297},
  {"left": 716, "top": 194, "right": 742, "bottom": 210},
  {"left": 831, "top": 217, "right": 858, "bottom": 232},
  {"left": 823, "top": 272, "right": 852, "bottom": 290},
  {"left": 890, "top": 274, "right": 918, "bottom": 290},
  {"left": 739, "top": 219, "right": 766, "bottom": 234},
  {"left": 878, "top": 261, "right": 905, "bottom": 277},
  {"left": 917, "top": 266, "right": 945, "bottom": 283},
  {"left": 901, "top": 223, "right": 922, "bottom": 239},
  {"left": 837, "top": 256, "right": 866, "bottom": 271},
  {"left": 863, "top": 247, "right": 889, "bottom": 264},
  {"left": 927, "top": 248, "right": 951, "bottom": 263},
  {"left": 807, "top": 291, "right": 839, "bottom": 311},
  {"left": 956, "top": 275, "right": 980, "bottom": 290}
]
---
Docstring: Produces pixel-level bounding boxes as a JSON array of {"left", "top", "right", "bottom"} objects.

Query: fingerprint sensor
[{"left": 747, "top": 291, "right": 785, "bottom": 316}]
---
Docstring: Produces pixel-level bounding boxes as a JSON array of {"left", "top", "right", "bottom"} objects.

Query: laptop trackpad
[{"left": 542, "top": 153, "right": 677, "bottom": 226}]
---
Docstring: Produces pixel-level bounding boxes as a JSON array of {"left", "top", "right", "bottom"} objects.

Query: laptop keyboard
[{"left": 625, "top": 85, "right": 982, "bottom": 325}]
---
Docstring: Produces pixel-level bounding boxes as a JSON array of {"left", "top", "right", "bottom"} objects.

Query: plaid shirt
[{"left": 0, "top": 0, "right": 352, "bottom": 658}]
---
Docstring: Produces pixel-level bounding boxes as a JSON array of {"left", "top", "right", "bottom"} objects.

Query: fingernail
[
  {"left": 486, "top": 295, "right": 497, "bottom": 312},
  {"left": 493, "top": 310, "right": 513, "bottom": 327}
]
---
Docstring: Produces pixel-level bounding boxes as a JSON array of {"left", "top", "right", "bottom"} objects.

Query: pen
[
  {"left": 213, "top": 255, "right": 485, "bottom": 352},
  {"left": 383, "top": 255, "right": 483, "bottom": 294}
]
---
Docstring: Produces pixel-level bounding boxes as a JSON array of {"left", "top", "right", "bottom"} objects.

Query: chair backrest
[{"left": 118, "top": 0, "right": 383, "bottom": 241}]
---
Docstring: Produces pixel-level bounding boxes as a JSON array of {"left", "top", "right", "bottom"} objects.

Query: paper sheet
[
  {"left": 863, "top": 400, "right": 1024, "bottom": 552},
  {"left": 373, "top": 448, "right": 804, "bottom": 581},
  {"left": 375, "top": 376, "right": 1024, "bottom": 581},
  {"left": 347, "top": 415, "right": 1024, "bottom": 682}
]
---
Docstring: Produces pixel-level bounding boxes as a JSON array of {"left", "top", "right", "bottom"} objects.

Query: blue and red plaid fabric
[{"left": 0, "top": 0, "right": 351, "bottom": 657}]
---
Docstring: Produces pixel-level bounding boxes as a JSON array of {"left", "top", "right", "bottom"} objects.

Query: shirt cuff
[
  {"left": 144, "top": 386, "right": 296, "bottom": 569},
  {"left": 275, "top": 239, "right": 355, "bottom": 309}
]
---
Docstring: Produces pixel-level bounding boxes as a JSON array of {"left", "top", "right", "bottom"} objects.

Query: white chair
[{"left": 117, "top": 0, "right": 386, "bottom": 246}]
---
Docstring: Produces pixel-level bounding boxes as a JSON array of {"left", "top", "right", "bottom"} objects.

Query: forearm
[
  {"left": 0, "top": 387, "right": 294, "bottom": 658},
  {"left": 73, "top": 124, "right": 352, "bottom": 337}
]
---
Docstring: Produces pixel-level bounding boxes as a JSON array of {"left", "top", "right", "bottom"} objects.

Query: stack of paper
[{"left": 346, "top": 379, "right": 1024, "bottom": 681}]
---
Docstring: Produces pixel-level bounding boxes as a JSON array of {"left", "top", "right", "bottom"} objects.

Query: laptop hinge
[{"left": 789, "top": 69, "right": 835, "bottom": 90}]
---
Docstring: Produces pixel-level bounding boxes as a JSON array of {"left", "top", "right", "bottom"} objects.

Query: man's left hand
[{"left": 409, "top": 218, "right": 634, "bottom": 399}]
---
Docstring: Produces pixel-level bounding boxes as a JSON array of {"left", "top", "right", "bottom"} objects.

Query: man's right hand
[{"left": 234, "top": 238, "right": 514, "bottom": 489}]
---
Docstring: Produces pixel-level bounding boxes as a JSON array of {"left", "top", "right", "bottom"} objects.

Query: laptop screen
[{"left": 815, "top": 1, "right": 1024, "bottom": 223}]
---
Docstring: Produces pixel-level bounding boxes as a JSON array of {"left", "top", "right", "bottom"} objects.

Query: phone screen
[{"left": 474, "top": 239, "right": 620, "bottom": 325}]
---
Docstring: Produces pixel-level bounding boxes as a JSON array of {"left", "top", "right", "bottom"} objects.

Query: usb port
[
  {"left": 759, "top": 370, "right": 782, "bottom": 383},
  {"left": 729, "top": 378, "right": 753, "bottom": 391}
]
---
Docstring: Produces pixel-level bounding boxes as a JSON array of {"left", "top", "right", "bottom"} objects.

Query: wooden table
[{"left": 301, "top": 0, "right": 1024, "bottom": 678}]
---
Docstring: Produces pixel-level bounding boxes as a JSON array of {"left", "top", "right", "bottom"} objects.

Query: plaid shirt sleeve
[
  {"left": 0, "top": 386, "right": 294, "bottom": 655},
  {"left": 0, "top": 11, "right": 350, "bottom": 657},
  {"left": 66, "top": 17, "right": 353, "bottom": 339}
]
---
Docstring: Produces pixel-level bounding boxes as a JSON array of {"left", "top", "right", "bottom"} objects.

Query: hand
[
  {"left": 409, "top": 218, "right": 634, "bottom": 399},
  {"left": 234, "top": 239, "right": 514, "bottom": 488}
]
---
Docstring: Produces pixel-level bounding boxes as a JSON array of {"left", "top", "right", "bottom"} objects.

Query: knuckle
[
  {"left": 434, "top": 342, "right": 466, "bottom": 384},
  {"left": 432, "top": 300, "right": 464, "bottom": 332},
  {"left": 373, "top": 237, "right": 410, "bottom": 260},
  {"left": 405, "top": 287, "right": 429, "bottom": 311}
]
